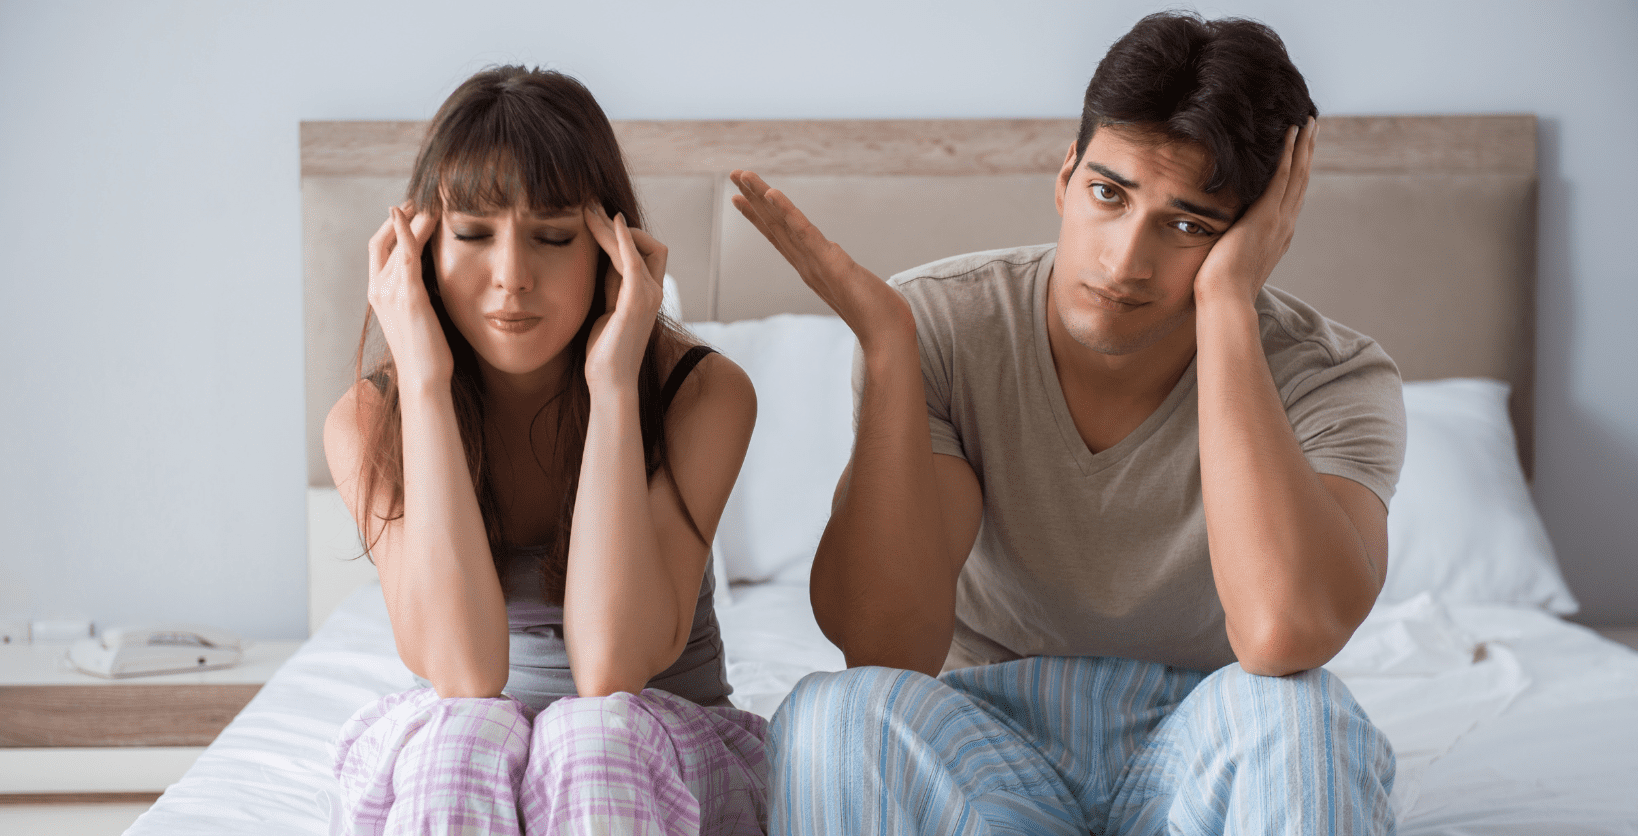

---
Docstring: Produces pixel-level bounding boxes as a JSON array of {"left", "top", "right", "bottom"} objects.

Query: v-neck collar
[{"left": 1029, "top": 247, "right": 1198, "bottom": 478}]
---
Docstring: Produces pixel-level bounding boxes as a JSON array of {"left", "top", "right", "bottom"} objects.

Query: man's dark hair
[{"left": 1075, "top": 12, "right": 1317, "bottom": 210}]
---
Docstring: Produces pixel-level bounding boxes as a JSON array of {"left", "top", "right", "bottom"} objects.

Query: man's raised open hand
[{"left": 728, "top": 170, "right": 913, "bottom": 347}]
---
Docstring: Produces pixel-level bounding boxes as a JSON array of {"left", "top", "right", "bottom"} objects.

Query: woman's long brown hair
[{"left": 352, "top": 66, "right": 700, "bottom": 605}]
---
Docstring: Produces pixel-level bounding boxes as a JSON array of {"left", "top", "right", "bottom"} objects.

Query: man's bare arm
[
  {"left": 1194, "top": 119, "right": 1388, "bottom": 676},
  {"left": 729, "top": 171, "right": 983, "bottom": 676}
]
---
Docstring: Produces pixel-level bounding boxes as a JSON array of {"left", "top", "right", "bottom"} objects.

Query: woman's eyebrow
[{"left": 443, "top": 209, "right": 580, "bottom": 223}]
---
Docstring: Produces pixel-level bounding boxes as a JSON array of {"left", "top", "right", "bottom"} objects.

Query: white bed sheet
[{"left": 126, "top": 582, "right": 1638, "bottom": 835}]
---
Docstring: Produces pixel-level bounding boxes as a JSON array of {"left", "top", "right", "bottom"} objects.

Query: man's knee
[
  {"left": 769, "top": 666, "right": 945, "bottom": 767},
  {"left": 1204, "top": 663, "right": 1356, "bottom": 712},
  {"left": 1195, "top": 664, "right": 1388, "bottom": 757}
]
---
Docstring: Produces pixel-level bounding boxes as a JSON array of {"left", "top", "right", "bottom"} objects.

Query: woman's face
[{"left": 433, "top": 199, "right": 600, "bottom": 390}]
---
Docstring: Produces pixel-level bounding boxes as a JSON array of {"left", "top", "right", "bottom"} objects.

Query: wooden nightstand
[{"left": 0, "top": 640, "right": 300, "bottom": 804}]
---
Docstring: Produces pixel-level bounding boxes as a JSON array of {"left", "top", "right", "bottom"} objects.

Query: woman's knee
[
  {"left": 531, "top": 690, "right": 674, "bottom": 767},
  {"left": 336, "top": 689, "right": 531, "bottom": 768}
]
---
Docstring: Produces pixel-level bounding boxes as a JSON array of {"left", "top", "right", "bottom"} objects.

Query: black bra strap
[{"left": 660, "top": 345, "right": 717, "bottom": 413}]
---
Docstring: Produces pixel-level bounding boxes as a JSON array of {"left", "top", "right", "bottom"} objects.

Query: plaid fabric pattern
[
  {"left": 524, "top": 689, "right": 769, "bottom": 835},
  {"left": 334, "top": 689, "right": 532, "bottom": 835},
  {"left": 333, "top": 688, "right": 769, "bottom": 836},
  {"left": 770, "top": 656, "right": 1395, "bottom": 836}
]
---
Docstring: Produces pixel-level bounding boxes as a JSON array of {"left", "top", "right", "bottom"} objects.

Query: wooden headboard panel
[{"left": 302, "top": 115, "right": 1537, "bottom": 489}]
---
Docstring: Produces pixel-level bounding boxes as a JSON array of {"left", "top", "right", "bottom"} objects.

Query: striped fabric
[
  {"left": 769, "top": 656, "right": 1395, "bottom": 835},
  {"left": 334, "top": 687, "right": 769, "bottom": 835}
]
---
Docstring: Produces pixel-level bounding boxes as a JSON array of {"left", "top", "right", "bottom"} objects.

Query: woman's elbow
[
  {"left": 405, "top": 644, "right": 510, "bottom": 699},
  {"left": 427, "top": 664, "right": 510, "bottom": 699}
]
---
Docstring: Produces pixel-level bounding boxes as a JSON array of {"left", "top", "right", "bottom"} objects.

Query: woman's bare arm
[
  {"left": 324, "top": 205, "right": 508, "bottom": 698},
  {"left": 563, "top": 354, "right": 755, "bottom": 696},
  {"left": 564, "top": 209, "right": 755, "bottom": 696}
]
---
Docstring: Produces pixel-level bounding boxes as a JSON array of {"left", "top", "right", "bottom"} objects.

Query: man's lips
[{"left": 1085, "top": 286, "right": 1149, "bottom": 311}]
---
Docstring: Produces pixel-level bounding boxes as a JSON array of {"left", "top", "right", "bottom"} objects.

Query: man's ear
[{"left": 1055, "top": 140, "right": 1078, "bottom": 218}]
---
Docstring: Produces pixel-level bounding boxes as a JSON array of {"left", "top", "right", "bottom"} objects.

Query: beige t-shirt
[{"left": 861, "top": 244, "right": 1406, "bottom": 673}]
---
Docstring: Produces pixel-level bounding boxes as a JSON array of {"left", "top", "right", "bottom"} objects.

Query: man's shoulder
[
  {"left": 1257, "top": 285, "right": 1401, "bottom": 397},
  {"left": 888, "top": 243, "right": 1055, "bottom": 292},
  {"left": 1258, "top": 286, "right": 1387, "bottom": 367}
]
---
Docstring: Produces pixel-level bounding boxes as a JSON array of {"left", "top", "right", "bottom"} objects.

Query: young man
[{"left": 731, "top": 12, "right": 1403, "bottom": 836}]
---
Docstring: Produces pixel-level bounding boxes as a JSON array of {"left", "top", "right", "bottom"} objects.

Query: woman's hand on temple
[
  {"left": 367, "top": 204, "right": 451, "bottom": 391},
  {"left": 729, "top": 170, "right": 914, "bottom": 349},
  {"left": 584, "top": 206, "right": 666, "bottom": 391}
]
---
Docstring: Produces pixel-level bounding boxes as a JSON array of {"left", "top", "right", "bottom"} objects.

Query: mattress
[{"left": 125, "top": 579, "right": 1638, "bottom": 835}]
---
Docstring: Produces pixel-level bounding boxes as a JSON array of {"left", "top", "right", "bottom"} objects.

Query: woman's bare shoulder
[
  {"left": 667, "top": 347, "right": 754, "bottom": 426},
  {"left": 323, "top": 377, "right": 389, "bottom": 494}
]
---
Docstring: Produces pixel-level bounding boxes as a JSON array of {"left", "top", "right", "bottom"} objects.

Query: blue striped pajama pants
[{"left": 769, "top": 656, "right": 1394, "bottom": 835}]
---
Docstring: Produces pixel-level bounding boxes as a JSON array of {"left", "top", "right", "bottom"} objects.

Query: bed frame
[{"left": 301, "top": 115, "right": 1538, "bottom": 633}]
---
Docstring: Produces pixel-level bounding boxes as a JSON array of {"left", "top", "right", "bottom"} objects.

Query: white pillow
[
  {"left": 1382, "top": 378, "right": 1577, "bottom": 613},
  {"left": 686, "top": 315, "right": 857, "bottom": 583}
]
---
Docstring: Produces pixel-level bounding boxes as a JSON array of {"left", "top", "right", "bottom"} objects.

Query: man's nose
[{"left": 1098, "top": 222, "right": 1153, "bottom": 282}]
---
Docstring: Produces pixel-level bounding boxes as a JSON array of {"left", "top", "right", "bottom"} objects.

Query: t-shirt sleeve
[
  {"left": 849, "top": 281, "right": 965, "bottom": 462},
  {"left": 1280, "top": 340, "right": 1407, "bottom": 508}
]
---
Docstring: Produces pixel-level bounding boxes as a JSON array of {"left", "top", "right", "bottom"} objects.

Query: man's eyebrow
[
  {"left": 1085, "top": 160, "right": 1234, "bottom": 223},
  {"left": 1170, "top": 197, "right": 1232, "bottom": 223},
  {"left": 1084, "top": 162, "right": 1137, "bottom": 189}
]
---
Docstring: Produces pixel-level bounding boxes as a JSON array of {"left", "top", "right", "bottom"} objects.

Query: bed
[{"left": 127, "top": 116, "right": 1638, "bottom": 834}]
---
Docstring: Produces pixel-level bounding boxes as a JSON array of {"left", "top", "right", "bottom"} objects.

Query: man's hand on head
[{"left": 1193, "top": 118, "right": 1317, "bottom": 309}]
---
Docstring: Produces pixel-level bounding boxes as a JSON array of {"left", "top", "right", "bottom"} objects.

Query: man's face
[{"left": 1050, "top": 125, "right": 1240, "bottom": 358}]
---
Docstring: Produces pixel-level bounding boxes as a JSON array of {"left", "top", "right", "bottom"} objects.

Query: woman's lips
[{"left": 485, "top": 313, "right": 543, "bottom": 333}]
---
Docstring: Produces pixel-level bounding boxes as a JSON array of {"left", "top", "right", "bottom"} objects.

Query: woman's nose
[{"left": 491, "top": 235, "right": 533, "bottom": 292}]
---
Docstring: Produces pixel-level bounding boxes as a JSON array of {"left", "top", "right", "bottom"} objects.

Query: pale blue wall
[{"left": 1, "top": 0, "right": 1633, "bottom": 636}]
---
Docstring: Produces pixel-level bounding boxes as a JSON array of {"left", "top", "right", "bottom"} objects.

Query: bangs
[{"left": 428, "top": 99, "right": 600, "bottom": 215}]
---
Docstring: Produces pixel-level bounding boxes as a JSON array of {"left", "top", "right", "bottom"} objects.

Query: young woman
[{"left": 323, "top": 66, "right": 765, "bottom": 835}]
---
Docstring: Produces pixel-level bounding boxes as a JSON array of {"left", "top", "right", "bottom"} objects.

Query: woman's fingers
[
  {"left": 585, "top": 205, "right": 663, "bottom": 310},
  {"left": 625, "top": 224, "right": 668, "bottom": 289},
  {"left": 410, "top": 207, "right": 439, "bottom": 249},
  {"left": 584, "top": 204, "right": 622, "bottom": 262},
  {"left": 368, "top": 216, "right": 394, "bottom": 278},
  {"left": 613, "top": 213, "right": 661, "bottom": 312},
  {"left": 390, "top": 207, "right": 419, "bottom": 293}
]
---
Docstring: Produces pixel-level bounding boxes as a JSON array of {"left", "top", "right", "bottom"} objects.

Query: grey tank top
[
  {"left": 500, "top": 546, "right": 731, "bottom": 711},
  {"left": 416, "top": 345, "right": 731, "bottom": 711}
]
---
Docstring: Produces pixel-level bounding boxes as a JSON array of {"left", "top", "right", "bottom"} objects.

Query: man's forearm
[
  {"left": 812, "top": 327, "right": 957, "bottom": 677},
  {"left": 1194, "top": 294, "right": 1381, "bottom": 675}
]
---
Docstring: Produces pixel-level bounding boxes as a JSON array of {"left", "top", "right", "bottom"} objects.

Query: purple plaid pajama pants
[{"left": 333, "top": 687, "right": 770, "bottom": 835}]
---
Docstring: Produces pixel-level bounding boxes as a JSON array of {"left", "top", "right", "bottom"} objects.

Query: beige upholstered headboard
[
  {"left": 301, "top": 115, "right": 1536, "bottom": 628},
  {"left": 304, "top": 115, "right": 1536, "bottom": 486}
]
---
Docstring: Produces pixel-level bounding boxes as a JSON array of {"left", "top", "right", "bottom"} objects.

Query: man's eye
[
  {"left": 1172, "top": 220, "right": 1213, "bottom": 236},
  {"left": 1091, "top": 183, "right": 1120, "bottom": 203}
]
